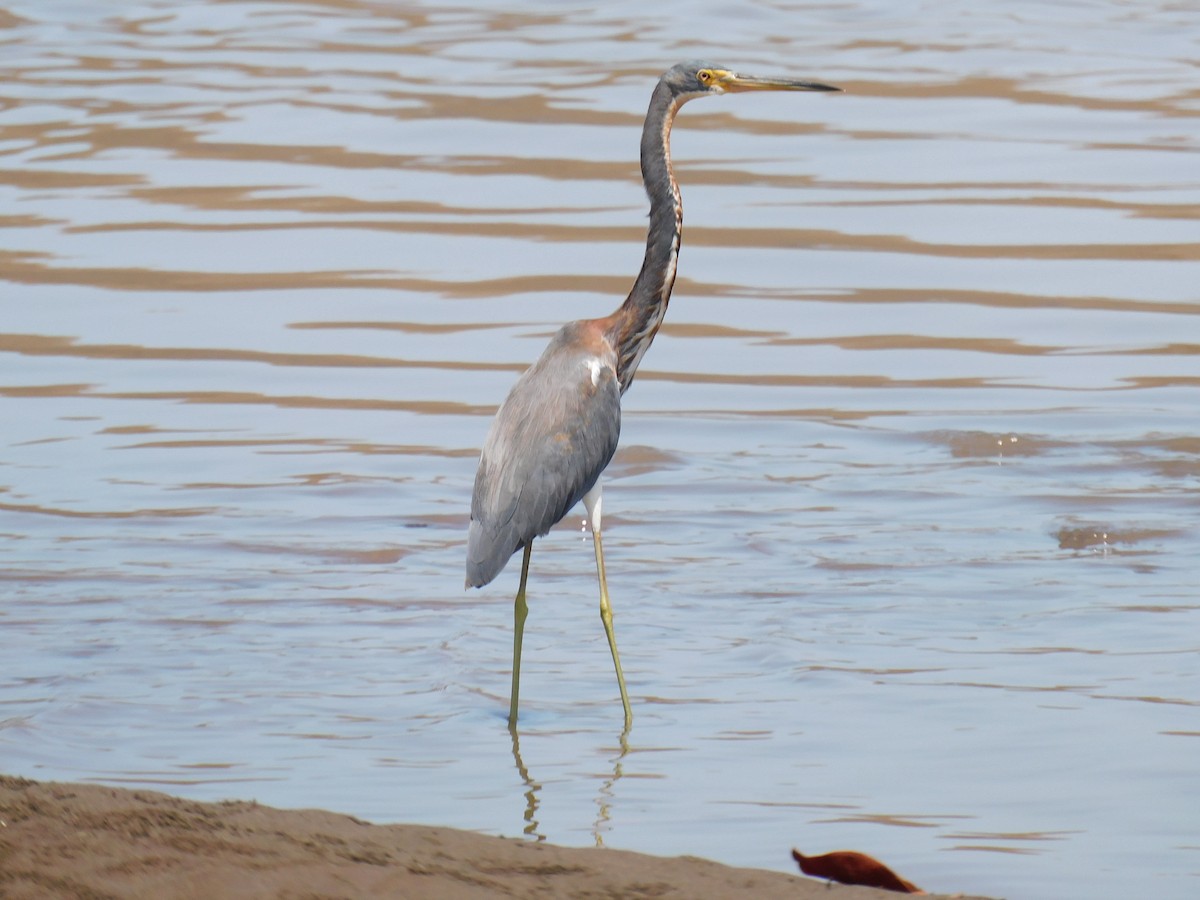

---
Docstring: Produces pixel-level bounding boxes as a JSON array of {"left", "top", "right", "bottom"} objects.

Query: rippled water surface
[{"left": 3, "top": 2, "right": 1199, "bottom": 898}]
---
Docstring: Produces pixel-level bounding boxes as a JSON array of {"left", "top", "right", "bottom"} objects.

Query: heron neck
[{"left": 607, "top": 81, "right": 683, "bottom": 393}]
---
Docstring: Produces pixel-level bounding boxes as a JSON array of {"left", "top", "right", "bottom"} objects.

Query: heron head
[{"left": 664, "top": 61, "right": 841, "bottom": 99}]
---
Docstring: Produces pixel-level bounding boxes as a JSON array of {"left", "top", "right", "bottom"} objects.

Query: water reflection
[
  {"left": 591, "top": 729, "right": 630, "bottom": 848},
  {"left": 508, "top": 723, "right": 544, "bottom": 841},
  {"left": 507, "top": 722, "right": 631, "bottom": 848}
]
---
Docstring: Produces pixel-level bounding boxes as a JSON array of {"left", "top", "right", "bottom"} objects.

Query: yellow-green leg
[
  {"left": 508, "top": 542, "right": 533, "bottom": 727},
  {"left": 593, "top": 530, "right": 632, "bottom": 728}
]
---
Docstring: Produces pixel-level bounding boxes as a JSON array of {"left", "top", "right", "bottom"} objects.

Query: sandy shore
[{"left": 0, "top": 774, "right": 993, "bottom": 899}]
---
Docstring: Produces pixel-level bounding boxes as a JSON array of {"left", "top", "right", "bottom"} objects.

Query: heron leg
[
  {"left": 508, "top": 542, "right": 533, "bottom": 727},
  {"left": 592, "top": 530, "right": 632, "bottom": 727},
  {"left": 583, "top": 483, "right": 632, "bottom": 726}
]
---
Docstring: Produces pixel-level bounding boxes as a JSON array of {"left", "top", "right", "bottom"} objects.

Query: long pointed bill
[{"left": 716, "top": 72, "right": 841, "bottom": 93}]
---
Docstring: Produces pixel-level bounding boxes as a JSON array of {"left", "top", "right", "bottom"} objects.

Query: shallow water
[{"left": 2, "top": 2, "right": 1198, "bottom": 898}]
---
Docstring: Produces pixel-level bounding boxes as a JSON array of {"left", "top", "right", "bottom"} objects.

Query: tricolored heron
[{"left": 467, "top": 62, "right": 840, "bottom": 727}]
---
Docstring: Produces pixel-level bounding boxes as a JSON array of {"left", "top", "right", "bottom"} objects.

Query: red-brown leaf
[{"left": 792, "top": 848, "right": 924, "bottom": 894}]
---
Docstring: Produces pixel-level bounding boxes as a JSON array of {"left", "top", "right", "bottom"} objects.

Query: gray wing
[{"left": 466, "top": 324, "right": 621, "bottom": 588}]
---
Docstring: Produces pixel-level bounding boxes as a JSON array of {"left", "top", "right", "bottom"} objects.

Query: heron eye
[{"left": 698, "top": 69, "right": 712, "bottom": 83}]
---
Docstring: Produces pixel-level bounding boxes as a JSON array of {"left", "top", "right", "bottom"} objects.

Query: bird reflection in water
[
  {"left": 508, "top": 725, "right": 544, "bottom": 841},
  {"left": 508, "top": 724, "right": 631, "bottom": 847}
]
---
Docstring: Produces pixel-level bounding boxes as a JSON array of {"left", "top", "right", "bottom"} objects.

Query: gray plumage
[{"left": 466, "top": 323, "right": 620, "bottom": 588}]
